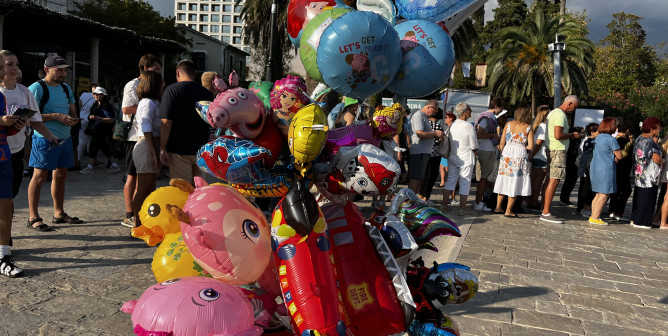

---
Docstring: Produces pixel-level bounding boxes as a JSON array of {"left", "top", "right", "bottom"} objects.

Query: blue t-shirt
[
  {"left": 0, "top": 92, "right": 11, "bottom": 162},
  {"left": 28, "top": 81, "right": 75, "bottom": 139}
]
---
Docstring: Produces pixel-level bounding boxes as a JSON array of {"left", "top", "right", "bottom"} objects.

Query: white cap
[{"left": 92, "top": 87, "right": 107, "bottom": 95}]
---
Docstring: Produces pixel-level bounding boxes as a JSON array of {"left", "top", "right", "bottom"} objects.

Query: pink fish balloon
[
  {"left": 121, "top": 277, "right": 262, "bottom": 336},
  {"left": 177, "top": 178, "right": 272, "bottom": 285}
]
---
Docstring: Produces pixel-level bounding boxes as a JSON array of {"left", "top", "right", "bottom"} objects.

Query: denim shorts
[
  {"left": 0, "top": 161, "right": 13, "bottom": 200},
  {"left": 532, "top": 158, "right": 547, "bottom": 169}
]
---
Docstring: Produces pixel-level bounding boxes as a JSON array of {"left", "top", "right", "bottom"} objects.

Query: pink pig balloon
[
  {"left": 180, "top": 179, "right": 272, "bottom": 285},
  {"left": 207, "top": 71, "right": 268, "bottom": 140},
  {"left": 121, "top": 276, "right": 262, "bottom": 336}
]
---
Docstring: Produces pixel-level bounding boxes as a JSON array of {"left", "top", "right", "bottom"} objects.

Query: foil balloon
[
  {"left": 356, "top": 0, "right": 396, "bottom": 24},
  {"left": 270, "top": 75, "right": 311, "bottom": 126},
  {"left": 317, "top": 11, "right": 402, "bottom": 100},
  {"left": 299, "top": 8, "right": 353, "bottom": 82},
  {"left": 387, "top": 20, "right": 456, "bottom": 98},
  {"left": 398, "top": 199, "right": 461, "bottom": 251},
  {"left": 395, "top": 0, "right": 477, "bottom": 23},
  {"left": 409, "top": 312, "right": 461, "bottom": 336},
  {"left": 121, "top": 277, "right": 262, "bottom": 336},
  {"left": 131, "top": 179, "right": 192, "bottom": 246},
  {"left": 288, "top": 103, "right": 329, "bottom": 176},
  {"left": 197, "top": 136, "right": 272, "bottom": 184},
  {"left": 170, "top": 178, "right": 272, "bottom": 285},
  {"left": 287, "top": 0, "right": 338, "bottom": 48},
  {"left": 248, "top": 81, "right": 274, "bottom": 111},
  {"left": 322, "top": 123, "right": 380, "bottom": 160},
  {"left": 372, "top": 103, "right": 406, "bottom": 138},
  {"left": 196, "top": 100, "right": 210, "bottom": 124},
  {"left": 151, "top": 233, "right": 209, "bottom": 283},
  {"left": 207, "top": 71, "right": 267, "bottom": 139}
]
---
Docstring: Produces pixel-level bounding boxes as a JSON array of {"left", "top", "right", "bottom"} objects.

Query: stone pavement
[{"left": 1, "top": 168, "right": 667, "bottom": 335}]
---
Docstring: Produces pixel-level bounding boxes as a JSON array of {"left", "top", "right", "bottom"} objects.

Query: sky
[{"left": 146, "top": 0, "right": 668, "bottom": 46}]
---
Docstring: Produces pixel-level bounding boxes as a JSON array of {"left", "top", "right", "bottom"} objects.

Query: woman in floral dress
[
  {"left": 493, "top": 104, "right": 534, "bottom": 217},
  {"left": 630, "top": 117, "right": 665, "bottom": 229}
]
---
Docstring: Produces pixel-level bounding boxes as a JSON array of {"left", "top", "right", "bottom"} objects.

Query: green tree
[
  {"left": 530, "top": 0, "right": 560, "bottom": 18},
  {"left": 486, "top": 8, "right": 594, "bottom": 113},
  {"left": 483, "top": 0, "right": 528, "bottom": 50},
  {"left": 588, "top": 12, "right": 657, "bottom": 95},
  {"left": 451, "top": 7, "right": 487, "bottom": 90}
]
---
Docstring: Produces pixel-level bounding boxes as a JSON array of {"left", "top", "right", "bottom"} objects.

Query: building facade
[{"left": 178, "top": 26, "right": 248, "bottom": 79}]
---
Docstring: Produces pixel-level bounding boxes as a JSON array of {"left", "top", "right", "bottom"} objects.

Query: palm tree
[{"left": 486, "top": 8, "right": 594, "bottom": 113}]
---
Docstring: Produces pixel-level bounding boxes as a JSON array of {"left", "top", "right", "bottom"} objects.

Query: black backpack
[{"left": 37, "top": 80, "right": 71, "bottom": 112}]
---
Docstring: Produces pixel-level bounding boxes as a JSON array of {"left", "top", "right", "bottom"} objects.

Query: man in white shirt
[
  {"left": 408, "top": 100, "right": 443, "bottom": 193},
  {"left": 443, "top": 103, "right": 478, "bottom": 216}
]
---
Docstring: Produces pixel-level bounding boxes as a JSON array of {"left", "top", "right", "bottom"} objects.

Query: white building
[{"left": 174, "top": 0, "right": 250, "bottom": 56}]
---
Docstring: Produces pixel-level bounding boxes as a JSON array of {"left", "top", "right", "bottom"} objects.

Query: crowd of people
[{"left": 0, "top": 51, "right": 666, "bottom": 280}]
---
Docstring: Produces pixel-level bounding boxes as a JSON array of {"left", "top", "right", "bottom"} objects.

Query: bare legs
[
  {"left": 0, "top": 199, "right": 12, "bottom": 245},
  {"left": 124, "top": 174, "right": 137, "bottom": 216},
  {"left": 542, "top": 178, "right": 560, "bottom": 216},
  {"left": 494, "top": 194, "right": 517, "bottom": 216},
  {"left": 529, "top": 167, "right": 546, "bottom": 207},
  {"left": 132, "top": 173, "right": 157, "bottom": 228},
  {"left": 590, "top": 193, "right": 610, "bottom": 220}
]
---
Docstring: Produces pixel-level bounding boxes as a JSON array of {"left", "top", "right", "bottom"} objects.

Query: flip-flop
[
  {"left": 505, "top": 214, "right": 519, "bottom": 218},
  {"left": 52, "top": 213, "right": 84, "bottom": 224},
  {"left": 27, "top": 218, "right": 53, "bottom": 232},
  {"left": 492, "top": 210, "right": 504, "bottom": 214}
]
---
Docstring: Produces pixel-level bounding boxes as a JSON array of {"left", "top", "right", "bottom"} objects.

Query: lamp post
[
  {"left": 265, "top": 0, "right": 278, "bottom": 82},
  {"left": 548, "top": 35, "right": 566, "bottom": 107}
]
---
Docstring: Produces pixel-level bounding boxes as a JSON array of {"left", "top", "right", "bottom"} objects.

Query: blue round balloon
[
  {"left": 396, "top": 0, "right": 474, "bottom": 22},
  {"left": 317, "top": 11, "right": 402, "bottom": 100},
  {"left": 387, "top": 20, "right": 455, "bottom": 98}
]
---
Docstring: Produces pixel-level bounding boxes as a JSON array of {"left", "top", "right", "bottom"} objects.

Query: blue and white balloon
[{"left": 395, "top": 0, "right": 478, "bottom": 23}]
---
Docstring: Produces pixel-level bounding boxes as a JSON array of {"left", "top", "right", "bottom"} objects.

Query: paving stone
[
  {"left": 536, "top": 256, "right": 564, "bottom": 265},
  {"left": 566, "top": 306, "right": 605, "bottom": 323},
  {"left": 441, "top": 315, "right": 501, "bottom": 336},
  {"left": 528, "top": 261, "right": 583, "bottom": 276},
  {"left": 499, "top": 323, "right": 572, "bottom": 336},
  {"left": 582, "top": 270, "right": 643, "bottom": 284},
  {"left": 569, "top": 284, "right": 643, "bottom": 305},
  {"left": 581, "top": 321, "right": 664, "bottom": 336},
  {"left": 560, "top": 294, "right": 637, "bottom": 315},
  {"left": 23, "top": 293, "right": 120, "bottom": 325},
  {"left": 602, "top": 312, "right": 668, "bottom": 334},
  {"left": 0, "top": 278, "right": 60, "bottom": 310},
  {"left": 0, "top": 309, "right": 44, "bottom": 335},
  {"left": 512, "top": 308, "right": 584, "bottom": 334},
  {"left": 458, "top": 251, "right": 483, "bottom": 261},
  {"left": 535, "top": 300, "right": 569, "bottom": 317}
]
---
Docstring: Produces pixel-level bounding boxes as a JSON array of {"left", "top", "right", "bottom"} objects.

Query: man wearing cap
[
  {"left": 472, "top": 97, "right": 504, "bottom": 212},
  {"left": 26, "top": 55, "right": 82, "bottom": 231}
]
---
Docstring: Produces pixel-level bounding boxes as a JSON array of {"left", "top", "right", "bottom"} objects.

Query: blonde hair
[
  {"left": 201, "top": 71, "right": 219, "bottom": 92},
  {"left": 532, "top": 105, "right": 550, "bottom": 134}
]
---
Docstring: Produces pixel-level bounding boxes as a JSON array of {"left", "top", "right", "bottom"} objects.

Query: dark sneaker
[
  {"left": 0, "top": 255, "right": 24, "bottom": 278},
  {"left": 559, "top": 200, "right": 574, "bottom": 207},
  {"left": 540, "top": 213, "right": 563, "bottom": 224},
  {"left": 527, "top": 204, "right": 542, "bottom": 213}
]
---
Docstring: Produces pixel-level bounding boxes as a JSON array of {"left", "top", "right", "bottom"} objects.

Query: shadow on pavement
[{"left": 443, "top": 286, "right": 551, "bottom": 315}]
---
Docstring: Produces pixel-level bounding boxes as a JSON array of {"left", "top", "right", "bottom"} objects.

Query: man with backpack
[{"left": 26, "top": 55, "right": 83, "bottom": 231}]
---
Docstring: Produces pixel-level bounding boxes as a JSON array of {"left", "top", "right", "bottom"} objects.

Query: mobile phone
[{"left": 13, "top": 108, "right": 37, "bottom": 119}]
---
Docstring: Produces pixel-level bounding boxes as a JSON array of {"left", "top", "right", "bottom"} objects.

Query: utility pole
[
  {"left": 548, "top": 34, "right": 565, "bottom": 107},
  {"left": 265, "top": 0, "right": 278, "bottom": 82}
]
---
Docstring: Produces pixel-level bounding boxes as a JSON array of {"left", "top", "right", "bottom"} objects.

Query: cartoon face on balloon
[
  {"left": 207, "top": 71, "right": 267, "bottom": 139},
  {"left": 372, "top": 103, "right": 406, "bottom": 138},
  {"left": 173, "top": 179, "right": 272, "bottom": 285},
  {"left": 270, "top": 75, "right": 311, "bottom": 124},
  {"left": 287, "top": 0, "right": 337, "bottom": 47},
  {"left": 329, "top": 144, "right": 400, "bottom": 196},
  {"left": 345, "top": 52, "right": 371, "bottom": 83},
  {"left": 121, "top": 277, "right": 262, "bottom": 336}
]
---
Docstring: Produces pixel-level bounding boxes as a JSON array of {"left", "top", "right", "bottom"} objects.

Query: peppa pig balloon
[
  {"left": 317, "top": 11, "right": 402, "bottom": 100},
  {"left": 121, "top": 276, "right": 262, "bottom": 336},
  {"left": 207, "top": 71, "right": 267, "bottom": 140},
  {"left": 287, "top": 0, "right": 338, "bottom": 48},
  {"left": 387, "top": 20, "right": 456, "bottom": 98},
  {"left": 168, "top": 178, "right": 272, "bottom": 285}
]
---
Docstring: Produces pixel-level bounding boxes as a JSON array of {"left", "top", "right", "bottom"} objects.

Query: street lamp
[
  {"left": 265, "top": 0, "right": 278, "bottom": 82},
  {"left": 548, "top": 35, "right": 565, "bottom": 107}
]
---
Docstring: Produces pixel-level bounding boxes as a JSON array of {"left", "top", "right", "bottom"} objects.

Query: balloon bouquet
[{"left": 122, "top": 0, "right": 489, "bottom": 335}]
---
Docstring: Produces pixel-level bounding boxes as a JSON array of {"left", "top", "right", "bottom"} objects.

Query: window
[
  {"left": 193, "top": 52, "right": 206, "bottom": 72},
  {"left": 177, "top": 3, "right": 186, "bottom": 10},
  {"left": 212, "top": 4, "right": 220, "bottom": 11},
  {"left": 211, "top": 14, "right": 220, "bottom": 22},
  {"left": 211, "top": 25, "right": 220, "bottom": 33},
  {"left": 222, "top": 36, "right": 231, "bottom": 43},
  {"left": 233, "top": 37, "right": 241, "bottom": 44},
  {"left": 233, "top": 16, "right": 242, "bottom": 23},
  {"left": 243, "top": 47, "right": 251, "bottom": 53},
  {"left": 200, "top": 4, "right": 209, "bottom": 11},
  {"left": 189, "top": 14, "right": 197, "bottom": 21},
  {"left": 189, "top": 4, "right": 197, "bottom": 11},
  {"left": 223, "top": 0, "right": 231, "bottom": 2},
  {"left": 233, "top": 26, "right": 242, "bottom": 34},
  {"left": 177, "top": 14, "right": 186, "bottom": 21},
  {"left": 189, "top": 24, "right": 197, "bottom": 29},
  {"left": 222, "top": 15, "right": 231, "bottom": 23},
  {"left": 234, "top": 5, "right": 242, "bottom": 13},
  {"left": 200, "top": 14, "right": 208, "bottom": 22},
  {"left": 200, "top": 25, "right": 208, "bottom": 32},
  {"left": 222, "top": 25, "right": 231, "bottom": 33},
  {"left": 223, "top": 5, "right": 231, "bottom": 12}
]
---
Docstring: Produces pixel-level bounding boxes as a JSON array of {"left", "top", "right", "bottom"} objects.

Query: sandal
[
  {"left": 492, "top": 210, "right": 504, "bottom": 214},
  {"left": 52, "top": 213, "right": 84, "bottom": 224},
  {"left": 27, "top": 218, "right": 53, "bottom": 232}
]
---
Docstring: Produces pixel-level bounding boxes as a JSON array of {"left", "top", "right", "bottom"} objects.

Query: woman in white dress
[{"left": 493, "top": 104, "right": 534, "bottom": 217}]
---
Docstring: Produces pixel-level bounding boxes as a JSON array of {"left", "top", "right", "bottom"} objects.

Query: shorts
[
  {"left": 0, "top": 161, "right": 13, "bottom": 199},
  {"left": 532, "top": 158, "right": 547, "bottom": 169},
  {"left": 547, "top": 149, "right": 566, "bottom": 180},
  {"left": 477, "top": 149, "right": 497, "bottom": 180},
  {"left": 29, "top": 136, "right": 74, "bottom": 170},
  {"left": 440, "top": 157, "right": 448, "bottom": 167},
  {"left": 125, "top": 141, "right": 137, "bottom": 176},
  {"left": 408, "top": 153, "right": 431, "bottom": 180},
  {"left": 168, "top": 153, "right": 201, "bottom": 184},
  {"left": 444, "top": 163, "right": 473, "bottom": 195},
  {"left": 133, "top": 137, "right": 161, "bottom": 174}
]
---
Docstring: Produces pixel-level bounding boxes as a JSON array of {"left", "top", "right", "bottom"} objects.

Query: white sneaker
[
  {"left": 79, "top": 166, "right": 94, "bottom": 174},
  {"left": 631, "top": 223, "right": 652, "bottom": 229},
  {"left": 451, "top": 200, "right": 460, "bottom": 205},
  {"left": 473, "top": 202, "right": 492, "bottom": 212}
]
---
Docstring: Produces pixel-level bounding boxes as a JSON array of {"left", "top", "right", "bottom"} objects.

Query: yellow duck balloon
[
  {"left": 151, "top": 233, "right": 210, "bottom": 282},
  {"left": 131, "top": 179, "right": 192, "bottom": 246}
]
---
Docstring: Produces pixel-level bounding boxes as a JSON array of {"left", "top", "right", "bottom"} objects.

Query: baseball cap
[
  {"left": 92, "top": 87, "right": 107, "bottom": 95},
  {"left": 44, "top": 55, "right": 70, "bottom": 68}
]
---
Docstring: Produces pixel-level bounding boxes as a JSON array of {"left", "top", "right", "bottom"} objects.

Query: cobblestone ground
[{"left": 1, "top": 168, "right": 666, "bottom": 335}]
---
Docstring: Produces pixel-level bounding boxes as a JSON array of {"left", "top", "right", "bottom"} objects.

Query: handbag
[
  {"left": 113, "top": 115, "right": 134, "bottom": 141},
  {"left": 436, "top": 126, "right": 451, "bottom": 158},
  {"left": 84, "top": 119, "right": 99, "bottom": 136}
]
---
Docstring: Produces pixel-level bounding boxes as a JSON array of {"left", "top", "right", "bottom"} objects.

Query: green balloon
[
  {"left": 248, "top": 81, "right": 273, "bottom": 111},
  {"left": 299, "top": 8, "right": 353, "bottom": 83}
]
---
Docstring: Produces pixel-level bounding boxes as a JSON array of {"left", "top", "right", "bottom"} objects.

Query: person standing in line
[
  {"left": 527, "top": 105, "right": 550, "bottom": 212},
  {"left": 439, "top": 112, "right": 456, "bottom": 203},
  {"left": 492, "top": 104, "right": 534, "bottom": 217},
  {"left": 608, "top": 121, "right": 634, "bottom": 221},
  {"left": 540, "top": 95, "right": 580, "bottom": 224},
  {"left": 588, "top": 118, "right": 623, "bottom": 225},
  {"left": 558, "top": 126, "right": 584, "bottom": 207},
  {"left": 473, "top": 97, "right": 504, "bottom": 212},
  {"left": 407, "top": 100, "right": 443, "bottom": 194},
  {"left": 159, "top": 60, "right": 214, "bottom": 184},
  {"left": 27, "top": 55, "right": 83, "bottom": 231},
  {"left": 120, "top": 54, "right": 162, "bottom": 227},
  {"left": 74, "top": 82, "right": 98, "bottom": 171},
  {"left": 442, "top": 103, "right": 477, "bottom": 216},
  {"left": 657, "top": 139, "right": 668, "bottom": 229},
  {"left": 79, "top": 87, "right": 118, "bottom": 174},
  {"left": 630, "top": 117, "right": 664, "bottom": 229},
  {"left": 418, "top": 107, "right": 444, "bottom": 202},
  {"left": 576, "top": 123, "right": 598, "bottom": 218}
]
